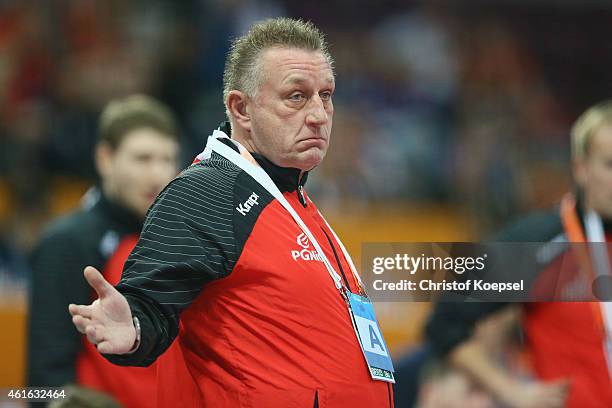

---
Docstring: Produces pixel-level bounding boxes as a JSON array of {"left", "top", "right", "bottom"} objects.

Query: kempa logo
[
  {"left": 291, "top": 233, "right": 323, "bottom": 262},
  {"left": 236, "top": 192, "right": 259, "bottom": 216}
]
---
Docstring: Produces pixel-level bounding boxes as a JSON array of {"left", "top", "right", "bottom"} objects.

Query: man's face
[
  {"left": 575, "top": 124, "right": 612, "bottom": 219},
  {"left": 246, "top": 47, "right": 335, "bottom": 171},
  {"left": 97, "top": 128, "right": 179, "bottom": 219}
]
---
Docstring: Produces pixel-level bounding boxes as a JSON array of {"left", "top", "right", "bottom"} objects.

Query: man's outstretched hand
[{"left": 69, "top": 266, "right": 136, "bottom": 354}]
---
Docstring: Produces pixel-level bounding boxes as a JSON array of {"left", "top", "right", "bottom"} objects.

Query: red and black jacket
[{"left": 107, "top": 139, "right": 394, "bottom": 407}]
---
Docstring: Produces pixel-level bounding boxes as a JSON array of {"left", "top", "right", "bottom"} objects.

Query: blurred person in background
[
  {"left": 395, "top": 304, "right": 521, "bottom": 408},
  {"left": 27, "top": 95, "right": 180, "bottom": 407},
  {"left": 426, "top": 100, "right": 612, "bottom": 407},
  {"left": 415, "top": 361, "right": 496, "bottom": 408}
]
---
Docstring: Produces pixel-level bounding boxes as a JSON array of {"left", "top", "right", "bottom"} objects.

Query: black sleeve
[
  {"left": 491, "top": 211, "right": 563, "bottom": 242},
  {"left": 27, "top": 225, "right": 91, "bottom": 386},
  {"left": 105, "top": 163, "right": 241, "bottom": 367},
  {"left": 424, "top": 302, "right": 507, "bottom": 356},
  {"left": 425, "top": 210, "right": 563, "bottom": 357}
]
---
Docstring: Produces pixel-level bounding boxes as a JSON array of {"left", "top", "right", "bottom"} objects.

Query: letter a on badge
[{"left": 369, "top": 325, "right": 385, "bottom": 353}]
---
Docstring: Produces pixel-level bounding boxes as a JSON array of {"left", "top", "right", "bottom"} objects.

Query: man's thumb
[{"left": 84, "top": 266, "right": 114, "bottom": 299}]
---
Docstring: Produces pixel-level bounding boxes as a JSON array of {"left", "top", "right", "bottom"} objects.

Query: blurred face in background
[
  {"left": 96, "top": 127, "right": 179, "bottom": 219},
  {"left": 574, "top": 124, "right": 612, "bottom": 220}
]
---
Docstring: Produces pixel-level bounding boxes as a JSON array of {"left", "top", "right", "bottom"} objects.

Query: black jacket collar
[
  {"left": 217, "top": 124, "right": 309, "bottom": 193},
  {"left": 90, "top": 189, "right": 144, "bottom": 233},
  {"left": 251, "top": 152, "right": 308, "bottom": 193}
]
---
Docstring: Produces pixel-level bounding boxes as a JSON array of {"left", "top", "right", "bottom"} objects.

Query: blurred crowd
[{"left": 3, "top": 1, "right": 612, "bottom": 259}]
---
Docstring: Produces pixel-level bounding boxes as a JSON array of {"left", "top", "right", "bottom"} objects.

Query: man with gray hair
[{"left": 69, "top": 18, "right": 394, "bottom": 407}]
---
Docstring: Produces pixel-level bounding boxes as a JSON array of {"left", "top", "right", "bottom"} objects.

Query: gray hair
[{"left": 223, "top": 18, "right": 334, "bottom": 118}]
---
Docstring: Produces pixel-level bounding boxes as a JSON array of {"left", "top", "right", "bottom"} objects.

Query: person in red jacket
[
  {"left": 68, "top": 18, "right": 395, "bottom": 407},
  {"left": 27, "top": 95, "right": 180, "bottom": 407},
  {"left": 426, "top": 100, "right": 612, "bottom": 407}
]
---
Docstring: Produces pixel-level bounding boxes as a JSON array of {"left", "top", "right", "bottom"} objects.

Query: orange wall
[{"left": 0, "top": 293, "right": 26, "bottom": 387}]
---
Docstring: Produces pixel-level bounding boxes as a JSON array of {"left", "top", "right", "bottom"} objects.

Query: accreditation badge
[{"left": 347, "top": 293, "right": 395, "bottom": 383}]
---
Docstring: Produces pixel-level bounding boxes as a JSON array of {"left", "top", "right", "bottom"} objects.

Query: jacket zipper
[
  {"left": 298, "top": 185, "right": 307, "bottom": 207},
  {"left": 297, "top": 171, "right": 307, "bottom": 207}
]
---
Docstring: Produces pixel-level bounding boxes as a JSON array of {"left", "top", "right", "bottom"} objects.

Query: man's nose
[{"left": 305, "top": 96, "right": 329, "bottom": 127}]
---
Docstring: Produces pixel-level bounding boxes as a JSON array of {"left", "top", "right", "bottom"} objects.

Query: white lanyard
[
  {"left": 206, "top": 132, "right": 356, "bottom": 298},
  {"left": 585, "top": 210, "right": 611, "bottom": 277},
  {"left": 317, "top": 212, "right": 365, "bottom": 292},
  {"left": 584, "top": 210, "right": 612, "bottom": 377}
]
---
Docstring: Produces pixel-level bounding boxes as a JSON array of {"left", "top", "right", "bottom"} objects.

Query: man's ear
[
  {"left": 573, "top": 156, "right": 588, "bottom": 188},
  {"left": 226, "top": 90, "right": 251, "bottom": 132},
  {"left": 95, "top": 142, "right": 114, "bottom": 179}
]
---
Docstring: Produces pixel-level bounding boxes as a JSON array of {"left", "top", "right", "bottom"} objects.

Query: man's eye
[
  {"left": 320, "top": 92, "right": 332, "bottom": 101},
  {"left": 289, "top": 93, "right": 304, "bottom": 102}
]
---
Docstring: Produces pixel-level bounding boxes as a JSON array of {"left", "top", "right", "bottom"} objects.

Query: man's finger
[
  {"left": 84, "top": 266, "right": 115, "bottom": 299},
  {"left": 72, "top": 315, "right": 92, "bottom": 334},
  {"left": 69, "top": 303, "right": 93, "bottom": 318},
  {"left": 68, "top": 303, "right": 78, "bottom": 316},
  {"left": 85, "top": 325, "right": 96, "bottom": 342},
  {"left": 97, "top": 341, "right": 114, "bottom": 354},
  {"left": 85, "top": 325, "right": 105, "bottom": 345}
]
